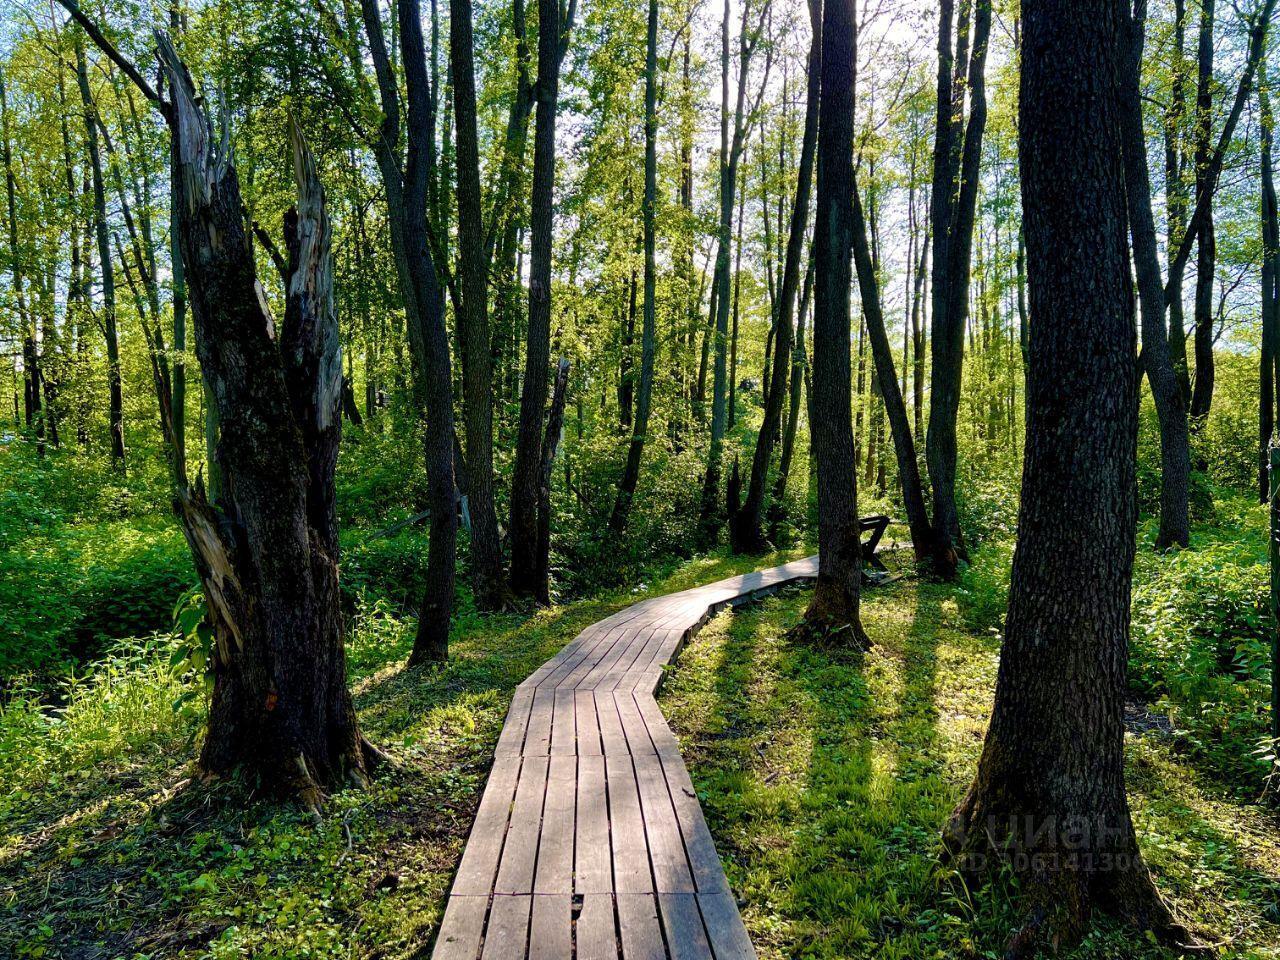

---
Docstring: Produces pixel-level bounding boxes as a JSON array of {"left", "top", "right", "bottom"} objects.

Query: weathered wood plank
[
  {"left": 574, "top": 754, "right": 612, "bottom": 894},
  {"left": 594, "top": 689, "right": 630, "bottom": 756},
  {"left": 529, "top": 894, "right": 572, "bottom": 960},
  {"left": 659, "top": 893, "right": 714, "bottom": 960},
  {"left": 606, "top": 754, "right": 653, "bottom": 894},
  {"left": 550, "top": 686, "right": 577, "bottom": 756},
  {"left": 575, "top": 894, "right": 620, "bottom": 960},
  {"left": 432, "top": 896, "right": 488, "bottom": 960},
  {"left": 535, "top": 756, "right": 576, "bottom": 894},
  {"left": 614, "top": 691, "right": 658, "bottom": 755},
  {"left": 698, "top": 892, "right": 756, "bottom": 960},
  {"left": 523, "top": 687, "right": 555, "bottom": 757},
  {"left": 616, "top": 894, "right": 667, "bottom": 960},
  {"left": 575, "top": 690, "right": 603, "bottom": 756},
  {"left": 480, "top": 894, "right": 531, "bottom": 960},
  {"left": 493, "top": 756, "right": 550, "bottom": 895},
  {"left": 452, "top": 756, "right": 522, "bottom": 895},
  {"left": 633, "top": 750, "right": 696, "bottom": 893}
]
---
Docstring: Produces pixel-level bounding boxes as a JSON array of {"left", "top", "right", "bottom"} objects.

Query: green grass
[
  {"left": 658, "top": 576, "right": 1280, "bottom": 960},
  {"left": 0, "top": 547, "right": 808, "bottom": 960}
]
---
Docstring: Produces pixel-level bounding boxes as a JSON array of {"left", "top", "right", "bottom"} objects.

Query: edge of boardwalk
[{"left": 431, "top": 555, "right": 819, "bottom": 960}]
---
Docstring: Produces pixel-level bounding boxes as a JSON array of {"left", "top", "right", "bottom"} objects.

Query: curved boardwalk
[{"left": 432, "top": 556, "right": 819, "bottom": 960}]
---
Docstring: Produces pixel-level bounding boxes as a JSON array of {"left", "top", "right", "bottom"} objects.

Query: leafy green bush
[
  {"left": 0, "top": 446, "right": 194, "bottom": 682},
  {"left": 1130, "top": 502, "right": 1273, "bottom": 787},
  {"left": 340, "top": 528, "right": 433, "bottom": 612}
]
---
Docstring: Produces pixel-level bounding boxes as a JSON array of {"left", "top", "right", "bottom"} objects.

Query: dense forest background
[{"left": 3, "top": 0, "right": 1280, "bottom": 956}]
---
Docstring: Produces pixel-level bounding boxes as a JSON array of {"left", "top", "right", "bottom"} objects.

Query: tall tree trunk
[
  {"left": 851, "top": 188, "right": 934, "bottom": 559},
  {"left": 942, "top": 3, "right": 1189, "bottom": 950},
  {"left": 768, "top": 250, "right": 813, "bottom": 542},
  {"left": 1165, "top": 0, "right": 1191, "bottom": 405},
  {"left": 451, "top": 0, "right": 512, "bottom": 609},
  {"left": 732, "top": 0, "right": 819, "bottom": 554},
  {"left": 156, "top": 37, "right": 376, "bottom": 806},
  {"left": 0, "top": 68, "right": 41, "bottom": 457},
  {"left": 700, "top": 0, "right": 768, "bottom": 543},
  {"left": 1188, "top": 0, "right": 1216, "bottom": 423},
  {"left": 355, "top": 0, "right": 458, "bottom": 660},
  {"left": 795, "top": 0, "right": 867, "bottom": 647},
  {"left": 925, "top": 0, "right": 991, "bottom": 576},
  {"left": 169, "top": 2, "right": 187, "bottom": 478},
  {"left": 74, "top": 35, "right": 125, "bottom": 470},
  {"left": 1119, "top": 0, "right": 1192, "bottom": 549},
  {"left": 912, "top": 225, "right": 928, "bottom": 442},
  {"left": 510, "top": 0, "right": 572, "bottom": 599},
  {"left": 1262, "top": 67, "right": 1279, "bottom": 501},
  {"left": 728, "top": 186, "right": 744, "bottom": 430},
  {"left": 535, "top": 358, "right": 570, "bottom": 603},
  {"left": 609, "top": 0, "right": 659, "bottom": 538}
]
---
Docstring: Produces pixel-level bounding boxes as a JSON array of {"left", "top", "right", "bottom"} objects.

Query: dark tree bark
[
  {"left": 355, "top": 0, "right": 458, "bottom": 661},
  {"left": 450, "top": 0, "right": 512, "bottom": 610},
  {"left": 768, "top": 250, "right": 814, "bottom": 542},
  {"left": 912, "top": 223, "right": 928, "bottom": 443},
  {"left": 925, "top": 0, "right": 991, "bottom": 576},
  {"left": 1262, "top": 67, "right": 1279, "bottom": 501},
  {"left": 942, "top": 2, "right": 1190, "bottom": 950},
  {"left": 850, "top": 187, "right": 934, "bottom": 560},
  {"left": 1165, "top": 0, "right": 1191, "bottom": 405},
  {"left": 608, "top": 0, "right": 659, "bottom": 538},
  {"left": 699, "top": 0, "right": 770, "bottom": 543},
  {"left": 511, "top": 0, "right": 572, "bottom": 599},
  {"left": 794, "top": 0, "right": 867, "bottom": 647},
  {"left": 1118, "top": 0, "right": 1192, "bottom": 549},
  {"left": 1, "top": 68, "right": 42, "bottom": 458},
  {"left": 74, "top": 35, "right": 125, "bottom": 470},
  {"left": 535, "top": 357, "right": 570, "bottom": 604},
  {"left": 168, "top": 1, "right": 187, "bottom": 476},
  {"left": 728, "top": 186, "right": 744, "bottom": 430},
  {"left": 731, "top": 0, "right": 820, "bottom": 554},
  {"left": 154, "top": 38, "right": 375, "bottom": 807},
  {"left": 1188, "top": 0, "right": 1216, "bottom": 423}
]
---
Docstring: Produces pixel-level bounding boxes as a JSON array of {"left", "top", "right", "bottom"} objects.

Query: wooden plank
[
  {"left": 574, "top": 754, "right": 612, "bottom": 894},
  {"left": 616, "top": 894, "right": 667, "bottom": 960},
  {"left": 633, "top": 750, "right": 695, "bottom": 893},
  {"left": 606, "top": 754, "right": 653, "bottom": 894},
  {"left": 529, "top": 894, "right": 572, "bottom": 960},
  {"left": 631, "top": 695, "right": 683, "bottom": 769},
  {"left": 535, "top": 756, "right": 576, "bottom": 894},
  {"left": 697, "top": 893, "right": 756, "bottom": 960},
  {"left": 595, "top": 689, "right": 630, "bottom": 756},
  {"left": 493, "top": 756, "right": 550, "bottom": 894},
  {"left": 654, "top": 747, "right": 731, "bottom": 897},
  {"left": 575, "top": 690, "right": 603, "bottom": 756},
  {"left": 614, "top": 692, "right": 657, "bottom": 756},
  {"left": 523, "top": 686, "right": 555, "bottom": 757},
  {"left": 550, "top": 686, "right": 577, "bottom": 756},
  {"left": 452, "top": 756, "right": 522, "bottom": 895},
  {"left": 658, "top": 894, "right": 714, "bottom": 960},
  {"left": 575, "top": 894, "right": 620, "bottom": 960},
  {"left": 432, "top": 896, "right": 487, "bottom": 960},
  {"left": 495, "top": 691, "right": 534, "bottom": 757},
  {"left": 480, "top": 894, "right": 531, "bottom": 960}
]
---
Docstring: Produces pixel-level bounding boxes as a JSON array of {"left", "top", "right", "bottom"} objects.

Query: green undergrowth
[
  {"left": 0, "top": 547, "right": 808, "bottom": 960},
  {"left": 659, "top": 575, "right": 1280, "bottom": 960}
]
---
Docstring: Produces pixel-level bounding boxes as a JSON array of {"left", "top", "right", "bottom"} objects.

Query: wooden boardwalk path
[{"left": 431, "top": 556, "right": 819, "bottom": 960}]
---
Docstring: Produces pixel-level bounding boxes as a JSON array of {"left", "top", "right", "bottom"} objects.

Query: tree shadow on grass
[{"left": 0, "top": 596, "right": 627, "bottom": 960}]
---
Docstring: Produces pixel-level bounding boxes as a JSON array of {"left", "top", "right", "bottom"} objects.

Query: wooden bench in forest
[{"left": 430, "top": 556, "right": 820, "bottom": 960}]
